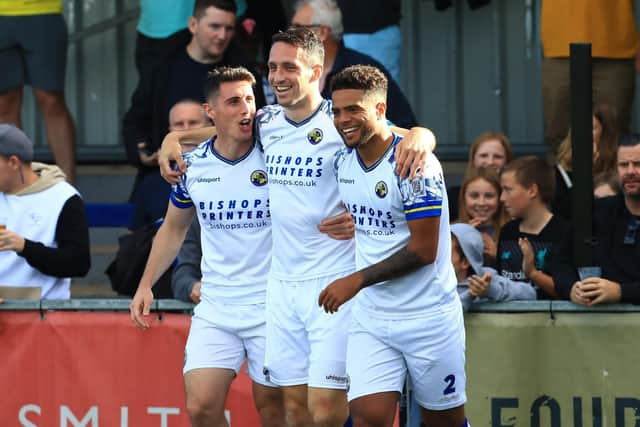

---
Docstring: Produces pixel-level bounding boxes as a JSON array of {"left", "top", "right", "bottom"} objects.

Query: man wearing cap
[
  {"left": 0, "top": 124, "right": 90, "bottom": 299},
  {"left": 451, "top": 223, "right": 536, "bottom": 310}
]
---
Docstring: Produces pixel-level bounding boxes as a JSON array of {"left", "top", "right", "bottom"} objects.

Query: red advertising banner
[{"left": 0, "top": 311, "right": 259, "bottom": 426}]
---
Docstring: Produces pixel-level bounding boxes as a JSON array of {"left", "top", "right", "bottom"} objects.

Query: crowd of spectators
[{"left": 0, "top": 0, "right": 638, "bottom": 308}]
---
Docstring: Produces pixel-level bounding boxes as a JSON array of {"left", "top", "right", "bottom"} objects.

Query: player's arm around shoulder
[
  {"left": 390, "top": 126, "right": 436, "bottom": 179},
  {"left": 130, "top": 203, "right": 195, "bottom": 330},
  {"left": 159, "top": 126, "right": 218, "bottom": 184}
]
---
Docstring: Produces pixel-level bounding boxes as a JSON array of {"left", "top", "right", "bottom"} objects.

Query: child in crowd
[
  {"left": 593, "top": 170, "right": 619, "bottom": 198},
  {"left": 452, "top": 223, "right": 536, "bottom": 311},
  {"left": 448, "top": 131, "right": 514, "bottom": 219},
  {"left": 456, "top": 166, "right": 508, "bottom": 265},
  {"left": 497, "top": 156, "right": 573, "bottom": 299},
  {"left": 464, "top": 131, "right": 514, "bottom": 177}
]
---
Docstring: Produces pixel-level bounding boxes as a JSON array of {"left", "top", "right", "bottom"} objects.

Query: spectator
[
  {"left": 172, "top": 218, "right": 202, "bottom": 303},
  {"left": 449, "top": 131, "right": 513, "bottom": 220},
  {"left": 0, "top": 1, "right": 77, "bottom": 182},
  {"left": 541, "top": 0, "right": 640, "bottom": 150},
  {"left": 136, "top": 0, "right": 194, "bottom": 77},
  {"left": 123, "top": 0, "right": 265, "bottom": 229},
  {"left": 563, "top": 134, "right": 640, "bottom": 305},
  {"left": 0, "top": 125, "right": 90, "bottom": 299},
  {"left": 497, "top": 156, "right": 573, "bottom": 300},
  {"left": 291, "top": 0, "right": 418, "bottom": 128},
  {"left": 451, "top": 223, "right": 536, "bottom": 311},
  {"left": 553, "top": 103, "right": 618, "bottom": 220},
  {"left": 593, "top": 171, "right": 619, "bottom": 199},
  {"left": 337, "top": 0, "right": 402, "bottom": 82},
  {"left": 129, "top": 99, "right": 210, "bottom": 229},
  {"left": 456, "top": 166, "right": 508, "bottom": 265}
]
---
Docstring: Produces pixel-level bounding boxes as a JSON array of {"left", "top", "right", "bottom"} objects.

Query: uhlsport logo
[
  {"left": 375, "top": 181, "right": 388, "bottom": 198},
  {"left": 307, "top": 128, "right": 323, "bottom": 145},
  {"left": 250, "top": 170, "right": 268, "bottom": 186}
]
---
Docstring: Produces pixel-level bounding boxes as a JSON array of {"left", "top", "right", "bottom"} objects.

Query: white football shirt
[
  {"left": 171, "top": 137, "right": 271, "bottom": 304},
  {"left": 256, "top": 100, "right": 355, "bottom": 280},
  {"left": 334, "top": 134, "right": 459, "bottom": 319}
]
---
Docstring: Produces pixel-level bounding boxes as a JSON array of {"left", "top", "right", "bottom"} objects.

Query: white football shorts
[
  {"left": 346, "top": 301, "right": 467, "bottom": 410},
  {"left": 184, "top": 298, "right": 273, "bottom": 387},
  {"left": 263, "top": 269, "right": 355, "bottom": 389}
]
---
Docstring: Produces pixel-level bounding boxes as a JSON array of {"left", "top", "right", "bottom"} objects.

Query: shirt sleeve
[
  {"left": 399, "top": 167, "right": 445, "bottom": 221},
  {"left": 19, "top": 195, "right": 91, "bottom": 277},
  {"left": 170, "top": 166, "right": 193, "bottom": 209}
]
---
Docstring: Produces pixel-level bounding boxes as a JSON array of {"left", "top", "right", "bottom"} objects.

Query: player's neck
[
  {"left": 284, "top": 91, "right": 323, "bottom": 123},
  {"left": 519, "top": 203, "right": 553, "bottom": 234},
  {"left": 357, "top": 127, "right": 394, "bottom": 168},
  {"left": 214, "top": 136, "right": 253, "bottom": 161}
]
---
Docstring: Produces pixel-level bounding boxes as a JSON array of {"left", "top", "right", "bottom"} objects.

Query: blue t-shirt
[{"left": 138, "top": 0, "right": 194, "bottom": 38}]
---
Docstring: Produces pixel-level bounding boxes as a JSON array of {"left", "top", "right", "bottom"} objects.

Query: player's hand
[
  {"left": 468, "top": 272, "right": 491, "bottom": 297},
  {"left": 0, "top": 229, "right": 26, "bottom": 253},
  {"left": 578, "top": 278, "right": 622, "bottom": 305},
  {"left": 394, "top": 127, "right": 434, "bottom": 179},
  {"left": 318, "top": 274, "right": 362, "bottom": 313},
  {"left": 518, "top": 237, "right": 536, "bottom": 278},
  {"left": 318, "top": 208, "right": 354, "bottom": 240},
  {"left": 130, "top": 286, "right": 154, "bottom": 330},
  {"left": 159, "top": 133, "right": 186, "bottom": 185},
  {"left": 190, "top": 281, "right": 202, "bottom": 304}
]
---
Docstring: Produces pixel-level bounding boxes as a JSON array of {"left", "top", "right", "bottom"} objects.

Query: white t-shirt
[
  {"left": 0, "top": 182, "right": 78, "bottom": 299},
  {"left": 171, "top": 138, "right": 271, "bottom": 305},
  {"left": 256, "top": 100, "right": 355, "bottom": 281},
  {"left": 334, "top": 134, "right": 458, "bottom": 319}
]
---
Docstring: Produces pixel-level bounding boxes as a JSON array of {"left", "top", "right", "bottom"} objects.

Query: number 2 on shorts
[{"left": 443, "top": 374, "right": 456, "bottom": 395}]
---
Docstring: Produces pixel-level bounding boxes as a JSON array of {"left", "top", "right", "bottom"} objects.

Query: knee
[
  {"left": 0, "top": 91, "right": 21, "bottom": 120},
  {"left": 34, "top": 90, "right": 68, "bottom": 116},
  {"left": 186, "top": 395, "right": 222, "bottom": 422},
  {"left": 258, "top": 404, "right": 285, "bottom": 427},
  {"left": 284, "top": 400, "right": 311, "bottom": 427},
  {"left": 309, "top": 404, "right": 349, "bottom": 427}
]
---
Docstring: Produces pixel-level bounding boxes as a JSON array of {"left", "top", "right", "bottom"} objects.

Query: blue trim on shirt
[
  {"left": 284, "top": 99, "right": 329, "bottom": 127},
  {"left": 405, "top": 205, "right": 442, "bottom": 220},
  {"left": 210, "top": 136, "right": 257, "bottom": 166},
  {"left": 170, "top": 193, "right": 194, "bottom": 209},
  {"left": 355, "top": 133, "right": 401, "bottom": 173}
]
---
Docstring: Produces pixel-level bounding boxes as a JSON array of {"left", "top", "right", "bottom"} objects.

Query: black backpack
[{"left": 105, "top": 222, "right": 174, "bottom": 298}]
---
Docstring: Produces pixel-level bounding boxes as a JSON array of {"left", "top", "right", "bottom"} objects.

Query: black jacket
[
  {"left": 122, "top": 40, "right": 266, "bottom": 172},
  {"left": 322, "top": 43, "right": 418, "bottom": 129},
  {"left": 592, "top": 195, "right": 640, "bottom": 303}
]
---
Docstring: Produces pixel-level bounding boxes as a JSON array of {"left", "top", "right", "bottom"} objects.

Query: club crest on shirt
[
  {"left": 307, "top": 128, "right": 323, "bottom": 145},
  {"left": 375, "top": 181, "right": 388, "bottom": 198},
  {"left": 250, "top": 170, "right": 268, "bottom": 186}
]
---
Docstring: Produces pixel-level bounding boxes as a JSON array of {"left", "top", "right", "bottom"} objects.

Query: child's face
[
  {"left": 500, "top": 171, "right": 532, "bottom": 218},
  {"left": 473, "top": 139, "right": 507, "bottom": 171},
  {"left": 451, "top": 236, "right": 469, "bottom": 282},
  {"left": 464, "top": 177, "right": 499, "bottom": 225}
]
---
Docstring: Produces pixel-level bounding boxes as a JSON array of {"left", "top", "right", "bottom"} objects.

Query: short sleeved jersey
[
  {"left": 256, "top": 100, "right": 355, "bottom": 280},
  {"left": 171, "top": 138, "right": 271, "bottom": 304},
  {"left": 334, "top": 134, "right": 458, "bottom": 318}
]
